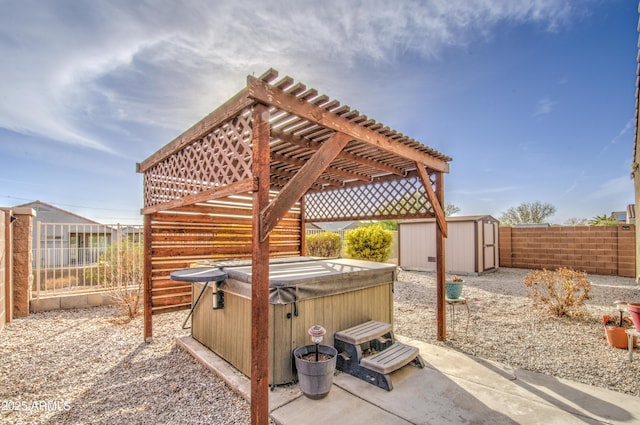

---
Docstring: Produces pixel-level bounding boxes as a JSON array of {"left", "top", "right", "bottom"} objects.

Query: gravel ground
[
  {"left": 394, "top": 267, "right": 640, "bottom": 397},
  {"left": 0, "top": 307, "right": 254, "bottom": 425},
  {"left": 1, "top": 267, "right": 638, "bottom": 424}
]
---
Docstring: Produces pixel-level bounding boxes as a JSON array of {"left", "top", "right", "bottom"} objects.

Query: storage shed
[{"left": 399, "top": 215, "right": 499, "bottom": 275}]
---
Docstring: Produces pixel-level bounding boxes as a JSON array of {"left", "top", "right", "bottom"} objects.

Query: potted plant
[
  {"left": 446, "top": 275, "right": 464, "bottom": 300},
  {"left": 603, "top": 301, "right": 637, "bottom": 349},
  {"left": 293, "top": 325, "right": 337, "bottom": 399},
  {"left": 628, "top": 302, "right": 640, "bottom": 332}
]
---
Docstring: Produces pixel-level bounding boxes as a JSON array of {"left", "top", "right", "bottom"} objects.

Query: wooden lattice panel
[
  {"left": 143, "top": 110, "right": 253, "bottom": 207},
  {"left": 304, "top": 174, "right": 436, "bottom": 222}
]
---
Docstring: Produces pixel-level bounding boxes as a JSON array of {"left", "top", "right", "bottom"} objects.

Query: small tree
[
  {"left": 85, "top": 239, "right": 143, "bottom": 319},
  {"left": 445, "top": 203, "right": 461, "bottom": 216},
  {"left": 499, "top": 201, "right": 556, "bottom": 225},
  {"left": 345, "top": 224, "right": 393, "bottom": 262},
  {"left": 306, "top": 232, "right": 342, "bottom": 257},
  {"left": 522, "top": 268, "right": 591, "bottom": 317}
]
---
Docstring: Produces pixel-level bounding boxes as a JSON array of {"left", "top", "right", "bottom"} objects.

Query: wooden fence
[
  {"left": 146, "top": 196, "right": 302, "bottom": 316},
  {"left": 499, "top": 225, "right": 636, "bottom": 277}
]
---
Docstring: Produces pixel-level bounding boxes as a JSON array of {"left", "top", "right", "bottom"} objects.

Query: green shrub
[
  {"left": 345, "top": 224, "right": 392, "bottom": 262},
  {"left": 84, "top": 240, "right": 144, "bottom": 319},
  {"left": 306, "top": 232, "right": 342, "bottom": 257},
  {"left": 522, "top": 267, "right": 591, "bottom": 317}
]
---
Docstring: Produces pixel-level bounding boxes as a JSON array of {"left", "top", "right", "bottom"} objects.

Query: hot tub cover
[{"left": 195, "top": 257, "right": 397, "bottom": 304}]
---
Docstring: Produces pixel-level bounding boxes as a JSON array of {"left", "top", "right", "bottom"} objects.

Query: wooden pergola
[{"left": 137, "top": 69, "right": 451, "bottom": 425}]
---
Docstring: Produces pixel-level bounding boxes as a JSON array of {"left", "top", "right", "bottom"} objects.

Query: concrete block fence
[{"left": 499, "top": 225, "right": 636, "bottom": 278}]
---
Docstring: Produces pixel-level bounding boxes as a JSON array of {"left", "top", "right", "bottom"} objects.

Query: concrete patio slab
[{"left": 176, "top": 334, "right": 640, "bottom": 425}]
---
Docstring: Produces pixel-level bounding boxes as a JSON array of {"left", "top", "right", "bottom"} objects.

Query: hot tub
[{"left": 189, "top": 257, "right": 396, "bottom": 385}]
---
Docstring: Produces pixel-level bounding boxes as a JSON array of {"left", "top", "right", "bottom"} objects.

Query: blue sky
[{"left": 0, "top": 0, "right": 637, "bottom": 224}]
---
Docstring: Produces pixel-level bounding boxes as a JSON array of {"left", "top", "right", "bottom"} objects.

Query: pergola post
[
  {"left": 143, "top": 213, "right": 153, "bottom": 342},
  {"left": 251, "top": 104, "right": 271, "bottom": 425},
  {"left": 415, "top": 164, "right": 448, "bottom": 340},
  {"left": 435, "top": 171, "right": 446, "bottom": 340}
]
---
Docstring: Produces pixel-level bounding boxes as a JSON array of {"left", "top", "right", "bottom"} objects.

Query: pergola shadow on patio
[{"left": 137, "top": 69, "right": 451, "bottom": 424}]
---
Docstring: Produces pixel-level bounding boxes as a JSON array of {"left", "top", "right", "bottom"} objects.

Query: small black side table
[{"left": 170, "top": 267, "right": 228, "bottom": 329}]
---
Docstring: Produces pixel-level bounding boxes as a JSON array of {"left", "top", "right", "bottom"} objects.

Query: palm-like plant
[{"left": 589, "top": 214, "right": 619, "bottom": 226}]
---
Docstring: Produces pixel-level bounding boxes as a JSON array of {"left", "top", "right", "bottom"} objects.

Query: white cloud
[
  {"left": 609, "top": 117, "right": 634, "bottom": 145},
  {"left": 533, "top": 97, "right": 557, "bottom": 116},
  {"left": 0, "top": 0, "right": 582, "bottom": 155},
  {"left": 585, "top": 175, "right": 634, "bottom": 201}
]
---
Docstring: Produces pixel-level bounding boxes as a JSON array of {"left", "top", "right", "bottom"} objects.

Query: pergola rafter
[{"left": 137, "top": 68, "right": 452, "bottom": 425}]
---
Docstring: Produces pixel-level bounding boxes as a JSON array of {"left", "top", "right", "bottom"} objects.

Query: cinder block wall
[
  {"left": 499, "top": 225, "right": 636, "bottom": 277},
  {"left": 0, "top": 210, "right": 5, "bottom": 332}
]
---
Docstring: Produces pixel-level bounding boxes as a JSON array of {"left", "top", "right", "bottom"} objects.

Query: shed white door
[{"left": 483, "top": 221, "right": 498, "bottom": 271}]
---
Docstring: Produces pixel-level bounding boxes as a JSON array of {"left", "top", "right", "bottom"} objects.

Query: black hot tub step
[
  {"left": 334, "top": 320, "right": 425, "bottom": 391},
  {"left": 360, "top": 342, "right": 424, "bottom": 375}
]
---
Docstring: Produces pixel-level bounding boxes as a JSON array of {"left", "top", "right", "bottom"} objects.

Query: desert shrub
[
  {"left": 522, "top": 267, "right": 591, "bottom": 317},
  {"left": 345, "top": 224, "right": 393, "bottom": 262},
  {"left": 306, "top": 232, "right": 342, "bottom": 257},
  {"left": 84, "top": 239, "right": 143, "bottom": 319}
]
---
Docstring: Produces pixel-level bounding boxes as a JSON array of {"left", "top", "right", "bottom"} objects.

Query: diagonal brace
[
  {"left": 416, "top": 164, "right": 448, "bottom": 238},
  {"left": 260, "top": 132, "right": 351, "bottom": 241}
]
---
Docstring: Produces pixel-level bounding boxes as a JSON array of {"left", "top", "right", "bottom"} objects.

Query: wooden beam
[
  {"left": 271, "top": 128, "right": 405, "bottom": 176},
  {"left": 250, "top": 104, "right": 270, "bottom": 425},
  {"left": 261, "top": 132, "right": 351, "bottom": 241},
  {"left": 435, "top": 172, "right": 446, "bottom": 341},
  {"left": 137, "top": 87, "right": 253, "bottom": 173},
  {"left": 270, "top": 164, "right": 342, "bottom": 188},
  {"left": 143, "top": 214, "right": 153, "bottom": 343},
  {"left": 415, "top": 164, "right": 447, "bottom": 238},
  {"left": 269, "top": 174, "right": 325, "bottom": 192},
  {"left": 140, "top": 178, "right": 255, "bottom": 215},
  {"left": 247, "top": 76, "right": 449, "bottom": 173},
  {"left": 271, "top": 152, "right": 369, "bottom": 182}
]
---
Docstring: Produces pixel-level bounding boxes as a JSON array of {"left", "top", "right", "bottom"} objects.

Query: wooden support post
[
  {"left": 415, "top": 164, "right": 447, "bottom": 340},
  {"left": 143, "top": 214, "right": 153, "bottom": 342},
  {"left": 251, "top": 104, "right": 271, "bottom": 425},
  {"left": 435, "top": 172, "right": 446, "bottom": 341},
  {"left": 300, "top": 197, "right": 306, "bottom": 256}
]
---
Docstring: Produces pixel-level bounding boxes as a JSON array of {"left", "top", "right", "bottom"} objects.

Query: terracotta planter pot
[
  {"left": 603, "top": 315, "right": 637, "bottom": 349},
  {"left": 605, "top": 326, "right": 636, "bottom": 349},
  {"left": 628, "top": 302, "right": 640, "bottom": 332}
]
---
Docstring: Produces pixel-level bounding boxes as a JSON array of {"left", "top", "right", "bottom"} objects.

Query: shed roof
[{"left": 398, "top": 215, "right": 499, "bottom": 225}]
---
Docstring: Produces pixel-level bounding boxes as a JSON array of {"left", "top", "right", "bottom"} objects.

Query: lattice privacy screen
[
  {"left": 143, "top": 109, "right": 253, "bottom": 207},
  {"left": 304, "top": 174, "right": 436, "bottom": 222}
]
